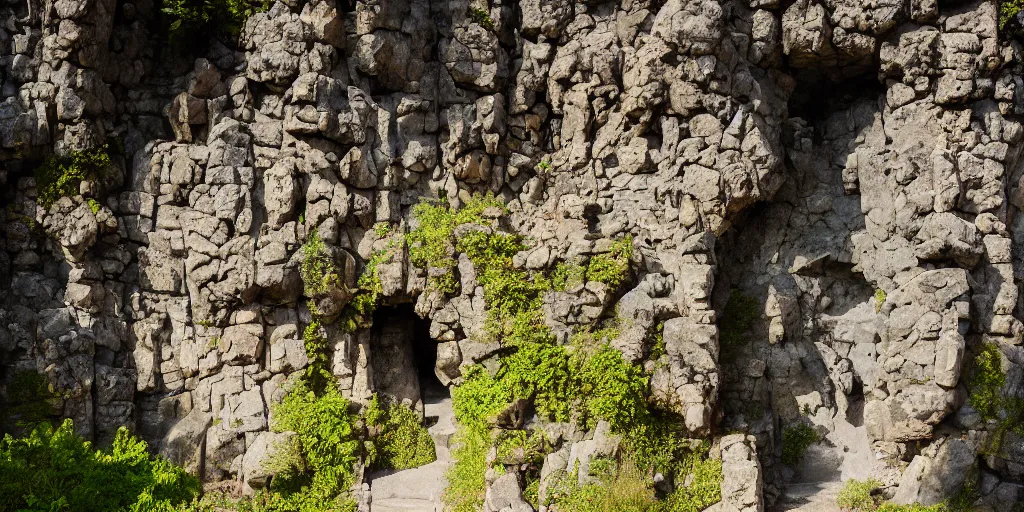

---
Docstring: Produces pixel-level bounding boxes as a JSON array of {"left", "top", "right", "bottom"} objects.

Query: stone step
[
  {"left": 371, "top": 498, "right": 439, "bottom": 512},
  {"left": 370, "top": 461, "right": 448, "bottom": 502},
  {"left": 776, "top": 481, "right": 843, "bottom": 512}
]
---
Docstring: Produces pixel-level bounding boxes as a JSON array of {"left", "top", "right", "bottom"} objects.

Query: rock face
[{"left": 2, "top": 0, "right": 1024, "bottom": 509}]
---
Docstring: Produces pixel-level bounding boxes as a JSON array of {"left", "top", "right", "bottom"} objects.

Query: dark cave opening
[
  {"left": 787, "top": 74, "right": 886, "bottom": 131},
  {"left": 370, "top": 303, "right": 445, "bottom": 411}
]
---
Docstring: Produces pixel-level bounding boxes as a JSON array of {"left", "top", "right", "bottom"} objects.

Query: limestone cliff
[{"left": 2, "top": 0, "right": 1024, "bottom": 510}]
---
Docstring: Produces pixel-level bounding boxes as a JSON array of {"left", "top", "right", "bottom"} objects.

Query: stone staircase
[{"left": 368, "top": 390, "right": 457, "bottom": 512}]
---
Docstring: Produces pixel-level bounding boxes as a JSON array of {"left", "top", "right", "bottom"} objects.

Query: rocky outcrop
[{"left": 3, "top": 0, "right": 1024, "bottom": 509}]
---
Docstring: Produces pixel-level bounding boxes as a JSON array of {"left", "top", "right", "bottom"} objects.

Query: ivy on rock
[{"left": 404, "top": 194, "right": 721, "bottom": 512}]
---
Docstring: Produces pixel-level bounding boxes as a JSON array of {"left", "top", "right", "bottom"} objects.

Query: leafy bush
[
  {"left": 548, "top": 237, "right": 632, "bottom": 292},
  {"left": 364, "top": 395, "right": 436, "bottom": 471},
  {"left": 967, "top": 343, "right": 1024, "bottom": 450},
  {"left": 301, "top": 320, "right": 333, "bottom": 394},
  {"left": 837, "top": 479, "right": 881, "bottom": 511},
  {"left": 550, "top": 454, "right": 722, "bottom": 512},
  {"left": 34, "top": 147, "right": 112, "bottom": 207},
  {"left": 781, "top": 424, "right": 819, "bottom": 466},
  {"left": 467, "top": 7, "right": 495, "bottom": 30},
  {"left": 267, "top": 379, "right": 361, "bottom": 512},
  {"left": 407, "top": 194, "right": 505, "bottom": 293},
  {"left": 300, "top": 231, "right": 341, "bottom": 298},
  {"left": 552, "top": 458, "right": 657, "bottom": 512},
  {"left": 421, "top": 196, "right": 714, "bottom": 512},
  {"left": 585, "top": 236, "right": 633, "bottom": 287},
  {"left": 550, "top": 260, "right": 586, "bottom": 291},
  {"left": 0, "top": 419, "right": 200, "bottom": 512},
  {"left": 161, "top": 0, "right": 269, "bottom": 45},
  {"left": 1001, "top": 0, "right": 1024, "bottom": 34},
  {"left": 444, "top": 425, "right": 491, "bottom": 512}
]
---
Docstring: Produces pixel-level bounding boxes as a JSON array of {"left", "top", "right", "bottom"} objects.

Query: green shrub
[
  {"left": 267, "top": 379, "right": 361, "bottom": 511},
  {"left": 467, "top": 7, "right": 495, "bottom": 29},
  {"left": 550, "top": 260, "right": 586, "bottom": 291},
  {"left": 365, "top": 395, "right": 436, "bottom": 471},
  {"left": 837, "top": 479, "right": 881, "bottom": 511},
  {"left": 34, "top": 147, "right": 112, "bottom": 207},
  {"left": 300, "top": 231, "right": 341, "bottom": 297},
  {"left": 550, "top": 453, "right": 722, "bottom": 512},
  {"left": 876, "top": 504, "right": 945, "bottom": 512},
  {"left": 302, "top": 320, "right": 333, "bottom": 394},
  {"left": 407, "top": 194, "right": 505, "bottom": 293},
  {"left": 161, "top": 0, "right": 269, "bottom": 45},
  {"left": 1001, "top": 0, "right": 1024, "bottom": 34},
  {"left": 647, "top": 321, "right": 666, "bottom": 360},
  {"left": 781, "top": 424, "right": 818, "bottom": 466},
  {"left": 421, "top": 197, "right": 709, "bottom": 512},
  {"left": 444, "top": 426, "right": 492, "bottom": 512},
  {"left": 967, "top": 343, "right": 1024, "bottom": 450},
  {"left": 337, "top": 239, "right": 400, "bottom": 332},
  {"left": 969, "top": 343, "right": 1007, "bottom": 421},
  {"left": 552, "top": 458, "right": 657, "bottom": 512},
  {"left": 719, "top": 290, "right": 759, "bottom": 349},
  {"left": 0, "top": 419, "right": 200, "bottom": 512},
  {"left": 585, "top": 236, "right": 633, "bottom": 288}
]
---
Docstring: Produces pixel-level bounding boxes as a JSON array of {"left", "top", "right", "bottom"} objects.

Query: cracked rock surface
[{"left": 3, "top": 0, "right": 1024, "bottom": 509}]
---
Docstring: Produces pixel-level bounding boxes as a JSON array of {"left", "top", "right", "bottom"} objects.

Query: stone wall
[{"left": 2, "top": 0, "right": 1024, "bottom": 508}]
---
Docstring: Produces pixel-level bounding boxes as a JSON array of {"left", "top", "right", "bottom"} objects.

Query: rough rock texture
[{"left": 3, "top": 0, "right": 1024, "bottom": 509}]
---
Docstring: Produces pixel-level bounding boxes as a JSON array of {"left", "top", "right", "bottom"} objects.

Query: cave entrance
[{"left": 370, "top": 304, "right": 445, "bottom": 416}]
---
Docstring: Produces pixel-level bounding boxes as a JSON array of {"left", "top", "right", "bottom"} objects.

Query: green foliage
[
  {"left": 585, "top": 236, "right": 633, "bottom": 288},
  {"left": 837, "top": 479, "right": 881, "bottom": 511},
  {"left": 267, "top": 379, "right": 361, "bottom": 512},
  {"left": 302, "top": 321, "right": 333, "bottom": 394},
  {"left": 875, "top": 505, "right": 945, "bottom": 512},
  {"left": 364, "top": 395, "right": 436, "bottom": 471},
  {"left": 552, "top": 458, "right": 657, "bottom": 512},
  {"left": 444, "top": 426, "right": 491, "bottom": 512},
  {"left": 2, "top": 370, "right": 57, "bottom": 434},
  {"left": 161, "top": 0, "right": 269, "bottom": 45},
  {"left": 338, "top": 240, "right": 400, "bottom": 332},
  {"left": 407, "top": 194, "right": 505, "bottom": 293},
  {"left": 300, "top": 231, "right": 340, "bottom": 298},
  {"left": 34, "top": 147, "right": 111, "bottom": 207},
  {"left": 424, "top": 197, "right": 695, "bottom": 512},
  {"left": 874, "top": 289, "right": 886, "bottom": 313},
  {"left": 660, "top": 454, "right": 723, "bottom": 512},
  {"left": 372, "top": 222, "right": 392, "bottom": 239},
  {"left": 0, "top": 419, "right": 200, "bottom": 512},
  {"left": 969, "top": 343, "right": 1007, "bottom": 421},
  {"left": 548, "top": 238, "right": 633, "bottom": 291},
  {"left": 864, "top": 478, "right": 977, "bottom": 512},
  {"left": 647, "top": 321, "right": 666, "bottom": 360},
  {"left": 719, "top": 290, "right": 760, "bottom": 349},
  {"left": 87, "top": 199, "right": 101, "bottom": 215},
  {"left": 550, "top": 454, "right": 722, "bottom": 512},
  {"left": 550, "top": 260, "right": 586, "bottom": 291},
  {"left": 781, "top": 424, "right": 819, "bottom": 466},
  {"left": 1001, "top": 0, "right": 1024, "bottom": 35},
  {"left": 467, "top": 7, "right": 495, "bottom": 29},
  {"left": 967, "top": 343, "right": 1024, "bottom": 451}
]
